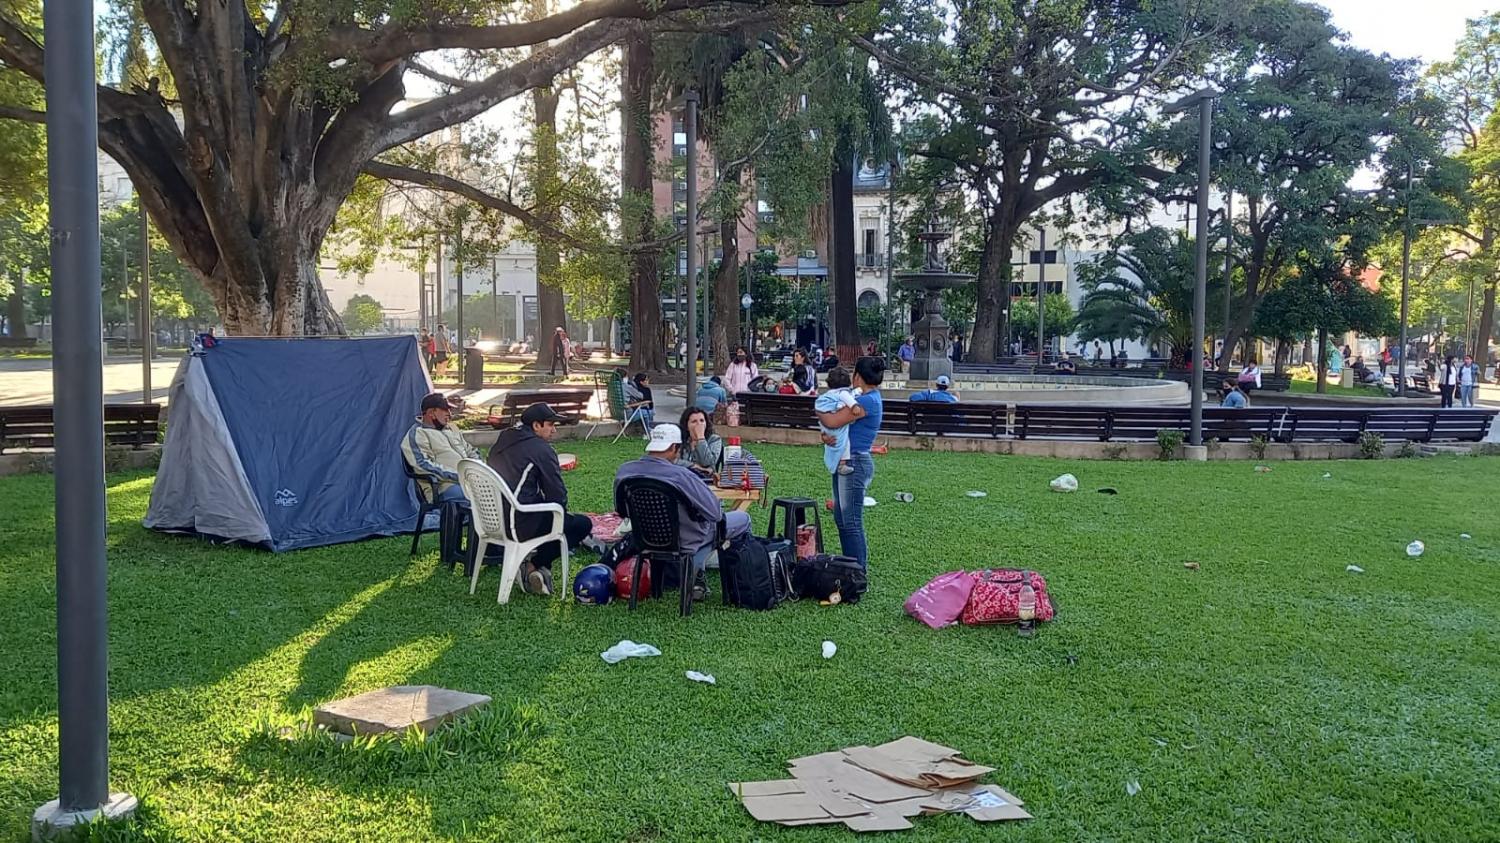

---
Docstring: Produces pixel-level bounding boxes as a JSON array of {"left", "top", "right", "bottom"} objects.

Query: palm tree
[{"left": 1075, "top": 228, "right": 1219, "bottom": 365}]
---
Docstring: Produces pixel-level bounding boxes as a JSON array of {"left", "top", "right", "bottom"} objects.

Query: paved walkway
[{"left": 0, "top": 356, "right": 182, "bottom": 405}]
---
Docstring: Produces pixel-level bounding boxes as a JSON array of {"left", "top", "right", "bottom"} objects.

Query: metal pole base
[
  {"left": 1182, "top": 445, "right": 1209, "bottom": 462},
  {"left": 31, "top": 793, "right": 138, "bottom": 842}
]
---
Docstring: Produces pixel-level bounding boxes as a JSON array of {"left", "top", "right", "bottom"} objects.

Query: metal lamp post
[
  {"left": 34, "top": 0, "right": 139, "bottom": 834},
  {"left": 741, "top": 292, "right": 754, "bottom": 355},
  {"left": 1165, "top": 87, "right": 1220, "bottom": 448},
  {"left": 684, "top": 91, "right": 699, "bottom": 407},
  {"left": 1036, "top": 227, "right": 1047, "bottom": 364}
]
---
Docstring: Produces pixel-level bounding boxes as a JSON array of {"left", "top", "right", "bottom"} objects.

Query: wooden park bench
[
  {"left": 0, "top": 336, "right": 39, "bottom": 350},
  {"left": 1408, "top": 373, "right": 1434, "bottom": 394},
  {"left": 484, "top": 388, "right": 592, "bottom": 428},
  {"left": 0, "top": 404, "right": 161, "bottom": 453}
]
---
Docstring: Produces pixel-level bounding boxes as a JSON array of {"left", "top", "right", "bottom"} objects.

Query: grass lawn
[
  {"left": 2, "top": 445, "right": 1498, "bottom": 841},
  {"left": 1286, "top": 377, "right": 1388, "bottom": 398}
]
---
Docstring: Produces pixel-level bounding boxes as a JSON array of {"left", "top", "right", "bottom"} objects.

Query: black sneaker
[{"left": 690, "top": 573, "right": 709, "bottom": 602}]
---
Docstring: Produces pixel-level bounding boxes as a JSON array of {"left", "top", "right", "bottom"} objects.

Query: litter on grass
[
  {"left": 1322, "top": 472, "right": 1332, "bottom": 479},
  {"left": 1183, "top": 562, "right": 1200, "bottom": 571},
  {"left": 1096, "top": 487, "right": 1119, "bottom": 495},
  {"left": 822, "top": 641, "right": 837, "bottom": 659},
  {"left": 1406, "top": 540, "right": 1425, "bottom": 557},
  {"left": 600, "top": 640, "right": 661, "bottom": 664},
  {"left": 730, "top": 736, "right": 1030, "bottom": 831},
  {"left": 1049, "top": 473, "right": 1078, "bottom": 493},
  {"left": 1346, "top": 565, "right": 1364, "bottom": 573},
  {"left": 1254, "top": 465, "right": 1272, "bottom": 473},
  {"left": 965, "top": 490, "right": 988, "bottom": 498},
  {"left": 863, "top": 496, "right": 878, "bottom": 507},
  {"left": 1126, "top": 780, "right": 1142, "bottom": 797},
  {"left": 1461, "top": 533, "right": 1472, "bottom": 540},
  {"left": 894, "top": 492, "right": 915, "bottom": 503},
  {"left": 686, "top": 671, "right": 716, "bottom": 685}
]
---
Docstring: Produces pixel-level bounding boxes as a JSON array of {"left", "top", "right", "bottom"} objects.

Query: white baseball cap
[
  {"left": 646, "top": 423, "right": 682, "bottom": 452},
  {"left": 936, "top": 375, "right": 952, "bottom": 387}
]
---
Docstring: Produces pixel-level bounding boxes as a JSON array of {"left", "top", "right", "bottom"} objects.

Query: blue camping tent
[{"left": 145, "top": 337, "right": 431, "bottom": 551}]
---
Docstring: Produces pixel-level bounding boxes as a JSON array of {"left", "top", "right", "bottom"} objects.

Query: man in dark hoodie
[{"left": 486, "top": 402, "right": 592, "bottom": 595}]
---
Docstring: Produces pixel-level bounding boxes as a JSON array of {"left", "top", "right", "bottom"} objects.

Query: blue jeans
[
  {"left": 1459, "top": 384, "right": 1475, "bottom": 407},
  {"left": 435, "top": 484, "right": 467, "bottom": 504},
  {"left": 831, "top": 451, "right": 874, "bottom": 568}
]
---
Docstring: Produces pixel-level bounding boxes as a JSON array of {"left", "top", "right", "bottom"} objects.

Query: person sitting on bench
[
  {"left": 487, "top": 402, "right": 593, "bottom": 596},
  {"left": 402, "top": 392, "right": 480, "bottom": 503},
  {"left": 909, "top": 374, "right": 959, "bottom": 403},
  {"left": 614, "top": 424, "right": 751, "bottom": 601}
]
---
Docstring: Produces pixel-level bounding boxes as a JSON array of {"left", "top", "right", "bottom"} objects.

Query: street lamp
[
  {"left": 684, "top": 90, "right": 700, "bottom": 407},
  {"left": 36, "top": 0, "right": 140, "bottom": 833},
  {"left": 1164, "top": 86, "right": 1221, "bottom": 449},
  {"left": 741, "top": 292, "right": 754, "bottom": 355}
]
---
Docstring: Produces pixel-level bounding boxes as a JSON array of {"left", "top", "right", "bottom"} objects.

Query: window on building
[
  {"left": 862, "top": 229, "right": 877, "bottom": 259},
  {"left": 1028, "top": 249, "right": 1059, "bottom": 265}
]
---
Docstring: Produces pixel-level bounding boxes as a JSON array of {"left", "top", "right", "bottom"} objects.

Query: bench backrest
[
  {"left": 495, "top": 389, "right": 592, "bottom": 424},
  {"left": 0, "top": 404, "right": 161, "bottom": 452}
]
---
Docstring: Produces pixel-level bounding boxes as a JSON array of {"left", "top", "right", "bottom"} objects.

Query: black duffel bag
[
  {"left": 719, "top": 534, "right": 795, "bottom": 610},
  {"left": 791, "top": 554, "right": 867, "bottom": 604}
]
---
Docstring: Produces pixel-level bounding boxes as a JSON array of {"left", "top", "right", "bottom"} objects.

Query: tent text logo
[{"left": 274, "top": 489, "right": 300, "bottom": 507}]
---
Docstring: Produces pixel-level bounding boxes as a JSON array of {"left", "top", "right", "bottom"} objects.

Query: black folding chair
[
  {"left": 614, "top": 477, "right": 724, "bottom": 617},
  {"left": 404, "top": 459, "right": 469, "bottom": 570}
]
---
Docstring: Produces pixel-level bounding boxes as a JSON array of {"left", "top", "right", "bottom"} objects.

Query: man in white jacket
[{"left": 401, "top": 393, "right": 481, "bottom": 502}]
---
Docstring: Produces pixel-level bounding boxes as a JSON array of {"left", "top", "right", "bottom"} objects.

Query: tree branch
[
  {"left": 409, "top": 60, "right": 473, "bottom": 89},
  {"left": 0, "top": 104, "right": 45, "bottom": 123},
  {"left": 377, "top": 19, "right": 626, "bottom": 153},
  {"left": 334, "top": 0, "right": 739, "bottom": 66},
  {"left": 364, "top": 160, "right": 692, "bottom": 254}
]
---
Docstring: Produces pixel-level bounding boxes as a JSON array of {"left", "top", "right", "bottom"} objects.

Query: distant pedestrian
[
  {"left": 949, "top": 331, "right": 964, "bottom": 365},
  {"left": 1093, "top": 341, "right": 1103, "bottom": 364},
  {"left": 1379, "top": 347, "right": 1391, "bottom": 375},
  {"left": 724, "top": 347, "right": 758, "bottom": 395},
  {"left": 550, "top": 326, "right": 570, "bottom": 377},
  {"left": 432, "top": 323, "right": 452, "bottom": 380},
  {"left": 1458, "top": 354, "right": 1478, "bottom": 408},
  {"left": 897, "top": 337, "right": 914, "bottom": 372},
  {"left": 1439, "top": 355, "right": 1458, "bottom": 408}
]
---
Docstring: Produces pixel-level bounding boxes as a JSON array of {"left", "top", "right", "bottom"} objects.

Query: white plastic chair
[{"left": 456, "top": 459, "right": 569, "bottom": 604}]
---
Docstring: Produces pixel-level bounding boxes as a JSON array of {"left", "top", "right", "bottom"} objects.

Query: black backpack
[
  {"left": 719, "top": 535, "right": 794, "bottom": 610},
  {"left": 791, "top": 554, "right": 867, "bottom": 604}
]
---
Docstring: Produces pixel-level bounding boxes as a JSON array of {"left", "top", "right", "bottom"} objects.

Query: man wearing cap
[
  {"left": 402, "top": 393, "right": 481, "bottom": 503},
  {"left": 488, "top": 403, "right": 592, "bottom": 595},
  {"left": 614, "top": 424, "right": 752, "bottom": 600},
  {"left": 908, "top": 375, "right": 959, "bottom": 403}
]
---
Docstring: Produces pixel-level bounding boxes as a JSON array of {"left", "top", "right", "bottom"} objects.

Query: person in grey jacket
[
  {"left": 485, "top": 402, "right": 591, "bottom": 595},
  {"left": 676, "top": 407, "right": 723, "bottom": 479}
]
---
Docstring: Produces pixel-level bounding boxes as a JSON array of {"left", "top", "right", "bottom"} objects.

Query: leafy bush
[
  {"left": 1358, "top": 430, "right": 1384, "bottom": 460},
  {"left": 1249, "top": 434, "right": 1268, "bottom": 460},
  {"left": 1156, "top": 428, "right": 1185, "bottom": 461}
]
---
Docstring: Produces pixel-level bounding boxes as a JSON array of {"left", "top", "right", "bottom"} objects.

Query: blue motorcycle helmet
[{"left": 573, "top": 563, "right": 613, "bottom": 605}]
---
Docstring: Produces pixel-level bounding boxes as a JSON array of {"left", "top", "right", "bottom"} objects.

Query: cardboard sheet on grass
[{"left": 730, "top": 736, "right": 1030, "bottom": 831}]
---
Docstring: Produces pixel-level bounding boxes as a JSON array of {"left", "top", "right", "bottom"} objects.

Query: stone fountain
[{"left": 896, "top": 220, "right": 974, "bottom": 383}]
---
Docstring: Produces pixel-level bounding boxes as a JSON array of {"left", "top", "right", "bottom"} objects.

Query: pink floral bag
[{"left": 903, "top": 571, "right": 976, "bottom": 629}]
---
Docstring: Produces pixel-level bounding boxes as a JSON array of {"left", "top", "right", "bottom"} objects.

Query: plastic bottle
[
  {"left": 726, "top": 436, "right": 743, "bottom": 462},
  {"left": 1018, "top": 583, "right": 1037, "bottom": 622}
]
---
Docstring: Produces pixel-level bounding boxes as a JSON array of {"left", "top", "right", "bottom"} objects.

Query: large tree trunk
[
  {"left": 1476, "top": 278, "right": 1496, "bottom": 382},
  {"left": 621, "top": 30, "right": 666, "bottom": 373},
  {"left": 5, "top": 272, "right": 24, "bottom": 337},
  {"left": 711, "top": 168, "right": 742, "bottom": 369},
  {"left": 1316, "top": 327, "right": 1328, "bottom": 394},
  {"left": 533, "top": 69, "right": 566, "bottom": 373},
  {"left": 973, "top": 208, "right": 1016, "bottom": 363},
  {"left": 830, "top": 153, "right": 860, "bottom": 363}
]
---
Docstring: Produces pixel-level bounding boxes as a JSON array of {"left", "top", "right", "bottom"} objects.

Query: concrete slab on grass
[{"left": 313, "top": 685, "right": 490, "bottom": 736}]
